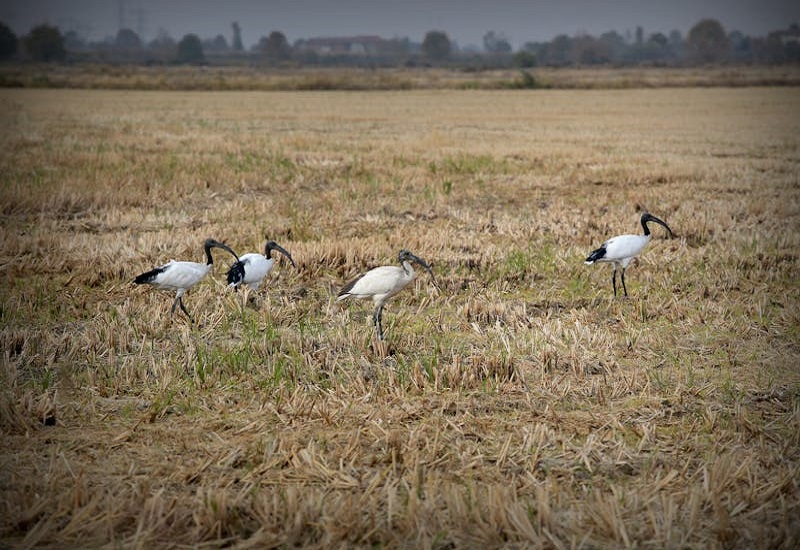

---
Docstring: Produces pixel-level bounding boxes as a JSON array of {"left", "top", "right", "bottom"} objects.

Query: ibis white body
[
  {"left": 585, "top": 212, "right": 673, "bottom": 297},
  {"left": 227, "top": 241, "right": 295, "bottom": 291},
  {"left": 587, "top": 233, "right": 652, "bottom": 269},
  {"left": 338, "top": 264, "right": 417, "bottom": 308},
  {"left": 229, "top": 253, "right": 277, "bottom": 290},
  {"left": 337, "top": 250, "right": 434, "bottom": 340},
  {"left": 134, "top": 238, "right": 238, "bottom": 321},
  {"left": 141, "top": 260, "right": 213, "bottom": 295}
]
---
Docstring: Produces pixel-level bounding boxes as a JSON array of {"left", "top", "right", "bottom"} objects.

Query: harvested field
[{"left": 1, "top": 86, "right": 799, "bottom": 548}]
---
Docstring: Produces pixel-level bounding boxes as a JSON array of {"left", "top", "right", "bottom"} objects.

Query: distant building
[
  {"left": 295, "top": 35, "right": 387, "bottom": 55},
  {"left": 775, "top": 23, "right": 800, "bottom": 46}
]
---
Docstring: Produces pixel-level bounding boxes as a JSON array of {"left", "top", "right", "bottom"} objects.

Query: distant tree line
[{"left": 1, "top": 18, "right": 798, "bottom": 67}]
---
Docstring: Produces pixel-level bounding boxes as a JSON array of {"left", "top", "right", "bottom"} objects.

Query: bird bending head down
[
  {"left": 337, "top": 249, "right": 435, "bottom": 340},
  {"left": 226, "top": 240, "right": 295, "bottom": 291}
]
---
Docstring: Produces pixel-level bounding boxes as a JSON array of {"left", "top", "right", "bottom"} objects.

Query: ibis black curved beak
[
  {"left": 643, "top": 213, "right": 674, "bottom": 237},
  {"left": 266, "top": 241, "right": 296, "bottom": 267},
  {"left": 205, "top": 238, "right": 239, "bottom": 261},
  {"left": 401, "top": 250, "right": 438, "bottom": 288}
]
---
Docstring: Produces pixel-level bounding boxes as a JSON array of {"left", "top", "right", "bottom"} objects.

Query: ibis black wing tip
[
  {"left": 133, "top": 266, "right": 165, "bottom": 285},
  {"left": 226, "top": 261, "right": 245, "bottom": 287},
  {"left": 585, "top": 246, "right": 606, "bottom": 264},
  {"left": 337, "top": 274, "right": 362, "bottom": 298}
]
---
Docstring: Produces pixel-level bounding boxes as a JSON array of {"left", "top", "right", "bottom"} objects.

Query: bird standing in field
[
  {"left": 134, "top": 238, "right": 239, "bottom": 322},
  {"left": 226, "top": 240, "right": 296, "bottom": 292},
  {"left": 337, "top": 249, "right": 436, "bottom": 340},
  {"left": 585, "top": 212, "right": 674, "bottom": 297}
]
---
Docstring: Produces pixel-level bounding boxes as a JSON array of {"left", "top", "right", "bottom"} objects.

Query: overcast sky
[{"left": 2, "top": 0, "right": 799, "bottom": 49}]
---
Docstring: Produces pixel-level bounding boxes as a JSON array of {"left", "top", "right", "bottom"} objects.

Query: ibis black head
[
  {"left": 203, "top": 238, "right": 239, "bottom": 264},
  {"left": 265, "top": 240, "right": 296, "bottom": 267},
  {"left": 398, "top": 249, "right": 437, "bottom": 286},
  {"left": 398, "top": 249, "right": 429, "bottom": 268},
  {"left": 640, "top": 213, "right": 673, "bottom": 238}
]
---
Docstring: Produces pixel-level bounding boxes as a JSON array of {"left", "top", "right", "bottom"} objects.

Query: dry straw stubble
[{"left": 1, "top": 85, "right": 799, "bottom": 548}]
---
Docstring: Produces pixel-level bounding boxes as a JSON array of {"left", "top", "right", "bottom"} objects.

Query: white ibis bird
[
  {"left": 337, "top": 249, "right": 436, "bottom": 340},
  {"left": 134, "top": 238, "right": 239, "bottom": 321},
  {"left": 585, "top": 212, "right": 673, "bottom": 297},
  {"left": 226, "top": 240, "right": 296, "bottom": 291}
]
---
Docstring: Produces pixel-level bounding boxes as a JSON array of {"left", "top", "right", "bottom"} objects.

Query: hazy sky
[{"left": 2, "top": 0, "right": 799, "bottom": 49}]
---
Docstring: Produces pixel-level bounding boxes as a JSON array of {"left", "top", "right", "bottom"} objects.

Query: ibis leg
[
  {"left": 178, "top": 297, "right": 194, "bottom": 322},
  {"left": 621, "top": 268, "right": 628, "bottom": 297},
  {"left": 612, "top": 267, "right": 618, "bottom": 297},
  {"left": 373, "top": 304, "right": 385, "bottom": 341},
  {"left": 171, "top": 295, "right": 180, "bottom": 315}
]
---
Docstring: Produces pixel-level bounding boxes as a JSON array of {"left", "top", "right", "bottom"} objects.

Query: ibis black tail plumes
[
  {"left": 584, "top": 246, "right": 607, "bottom": 264},
  {"left": 337, "top": 275, "right": 361, "bottom": 299},
  {"left": 226, "top": 261, "right": 246, "bottom": 289},
  {"left": 133, "top": 266, "right": 165, "bottom": 285}
]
